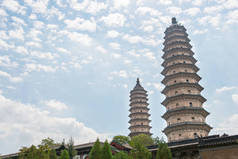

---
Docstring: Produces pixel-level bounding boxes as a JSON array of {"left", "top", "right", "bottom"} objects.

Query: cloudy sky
[{"left": 1, "top": 0, "right": 238, "bottom": 155}]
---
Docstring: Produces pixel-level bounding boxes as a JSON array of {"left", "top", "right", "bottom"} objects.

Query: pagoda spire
[
  {"left": 129, "top": 78, "right": 152, "bottom": 137},
  {"left": 161, "top": 18, "right": 212, "bottom": 142}
]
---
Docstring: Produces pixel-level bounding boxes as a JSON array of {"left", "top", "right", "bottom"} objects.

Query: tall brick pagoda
[
  {"left": 129, "top": 78, "right": 152, "bottom": 137},
  {"left": 161, "top": 18, "right": 212, "bottom": 142}
]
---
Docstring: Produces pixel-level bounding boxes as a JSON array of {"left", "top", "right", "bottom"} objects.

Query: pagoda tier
[
  {"left": 161, "top": 17, "right": 212, "bottom": 142},
  {"left": 162, "top": 54, "right": 197, "bottom": 67},
  {"left": 129, "top": 78, "right": 152, "bottom": 137},
  {"left": 163, "top": 35, "right": 191, "bottom": 45}
]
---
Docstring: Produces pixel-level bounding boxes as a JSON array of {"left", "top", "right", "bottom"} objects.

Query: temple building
[
  {"left": 161, "top": 17, "right": 212, "bottom": 142},
  {"left": 128, "top": 78, "right": 152, "bottom": 137}
]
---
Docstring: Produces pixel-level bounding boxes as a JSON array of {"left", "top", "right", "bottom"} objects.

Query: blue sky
[{"left": 1, "top": 0, "right": 238, "bottom": 155}]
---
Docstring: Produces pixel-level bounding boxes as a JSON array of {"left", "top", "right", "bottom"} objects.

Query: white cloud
[
  {"left": 193, "top": 29, "right": 208, "bottom": 35},
  {"left": 198, "top": 15, "right": 221, "bottom": 27},
  {"left": 0, "top": 31, "right": 8, "bottom": 39},
  {"left": 23, "top": 0, "right": 49, "bottom": 14},
  {"left": 86, "top": 1, "right": 107, "bottom": 14},
  {"left": 63, "top": 31, "right": 93, "bottom": 46},
  {"left": 64, "top": 17, "right": 96, "bottom": 32},
  {"left": 57, "top": 48, "right": 71, "bottom": 54},
  {"left": 113, "top": 0, "right": 130, "bottom": 9},
  {"left": 25, "top": 63, "right": 56, "bottom": 72},
  {"left": 8, "top": 27, "right": 25, "bottom": 40},
  {"left": 47, "top": 7, "right": 65, "bottom": 20},
  {"left": 100, "top": 13, "right": 126, "bottom": 27},
  {"left": 179, "top": 0, "right": 191, "bottom": 3},
  {"left": 127, "top": 50, "right": 140, "bottom": 57},
  {"left": 109, "top": 42, "right": 120, "bottom": 50},
  {"left": 232, "top": 94, "right": 238, "bottom": 105},
  {"left": 0, "top": 8, "right": 8, "bottom": 16},
  {"left": 135, "top": 7, "right": 161, "bottom": 16},
  {"left": 0, "top": 56, "right": 18, "bottom": 68},
  {"left": 0, "top": 94, "right": 109, "bottom": 154},
  {"left": 167, "top": 6, "right": 182, "bottom": 15},
  {"left": 15, "top": 46, "right": 29, "bottom": 55},
  {"left": 44, "top": 100, "right": 68, "bottom": 111},
  {"left": 2, "top": 0, "right": 26, "bottom": 15},
  {"left": 222, "top": 0, "right": 238, "bottom": 9},
  {"left": 123, "top": 34, "right": 143, "bottom": 44},
  {"left": 25, "top": 41, "right": 42, "bottom": 48},
  {"left": 33, "top": 20, "right": 45, "bottom": 29},
  {"left": 184, "top": 8, "right": 201, "bottom": 16},
  {"left": 204, "top": 6, "right": 223, "bottom": 14},
  {"left": 216, "top": 86, "right": 237, "bottom": 94},
  {"left": 159, "top": 0, "right": 172, "bottom": 5},
  {"left": 107, "top": 30, "right": 120, "bottom": 38},
  {"left": 27, "top": 29, "right": 42, "bottom": 41},
  {"left": 143, "top": 51, "right": 156, "bottom": 61},
  {"left": 112, "top": 53, "right": 121, "bottom": 59},
  {"left": 226, "top": 10, "right": 238, "bottom": 24},
  {"left": 0, "top": 70, "right": 22, "bottom": 83},
  {"left": 122, "top": 34, "right": 160, "bottom": 46},
  {"left": 29, "top": 14, "right": 37, "bottom": 20},
  {"left": 68, "top": 0, "right": 107, "bottom": 14},
  {"left": 30, "top": 51, "right": 56, "bottom": 60},
  {"left": 192, "top": 0, "right": 203, "bottom": 6},
  {"left": 96, "top": 46, "right": 107, "bottom": 54},
  {"left": 214, "top": 114, "right": 238, "bottom": 135},
  {"left": 143, "top": 25, "right": 154, "bottom": 32},
  {"left": 111, "top": 70, "right": 128, "bottom": 78},
  {"left": 0, "top": 39, "right": 14, "bottom": 50},
  {"left": 11, "top": 16, "right": 27, "bottom": 26}
]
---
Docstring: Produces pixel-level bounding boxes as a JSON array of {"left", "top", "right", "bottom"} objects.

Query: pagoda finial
[
  {"left": 137, "top": 78, "right": 140, "bottom": 84},
  {"left": 172, "top": 17, "right": 177, "bottom": 24}
]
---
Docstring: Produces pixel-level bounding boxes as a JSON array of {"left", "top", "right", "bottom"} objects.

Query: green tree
[
  {"left": 130, "top": 142, "right": 151, "bottom": 159},
  {"left": 156, "top": 141, "right": 172, "bottom": 159},
  {"left": 41, "top": 138, "right": 58, "bottom": 148},
  {"left": 112, "top": 136, "right": 130, "bottom": 144},
  {"left": 113, "top": 151, "right": 129, "bottom": 159},
  {"left": 89, "top": 139, "right": 102, "bottom": 159},
  {"left": 102, "top": 140, "right": 112, "bottom": 159},
  {"left": 67, "top": 137, "right": 77, "bottom": 159},
  {"left": 130, "top": 134, "right": 153, "bottom": 147},
  {"left": 60, "top": 150, "right": 70, "bottom": 159},
  {"left": 49, "top": 149, "right": 58, "bottom": 159},
  {"left": 19, "top": 138, "right": 58, "bottom": 159}
]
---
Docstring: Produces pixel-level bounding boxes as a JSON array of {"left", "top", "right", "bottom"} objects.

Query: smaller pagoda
[{"left": 129, "top": 78, "right": 152, "bottom": 137}]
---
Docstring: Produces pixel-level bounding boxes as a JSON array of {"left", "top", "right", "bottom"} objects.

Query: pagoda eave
[
  {"left": 162, "top": 55, "right": 197, "bottom": 67},
  {"left": 161, "top": 63, "right": 199, "bottom": 76},
  {"left": 163, "top": 122, "right": 212, "bottom": 134},
  {"left": 129, "top": 132, "right": 152, "bottom": 137},
  {"left": 163, "top": 41, "right": 192, "bottom": 51},
  {"left": 161, "top": 72, "right": 201, "bottom": 85},
  {"left": 129, "top": 119, "right": 151, "bottom": 124},
  {"left": 129, "top": 112, "right": 150, "bottom": 117},
  {"left": 129, "top": 97, "right": 148, "bottom": 101},
  {"left": 162, "top": 107, "right": 210, "bottom": 120},
  {"left": 129, "top": 125, "right": 152, "bottom": 130},
  {"left": 129, "top": 107, "right": 149, "bottom": 112},
  {"left": 162, "top": 48, "right": 194, "bottom": 59},
  {"left": 161, "top": 83, "right": 204, "bottom": 94},
  {"left": 161, "top": 94, "right": 207, "bottom": 106}
]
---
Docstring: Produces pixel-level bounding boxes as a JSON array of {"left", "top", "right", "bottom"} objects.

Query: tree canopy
[
  {"left": 67, "top": 137, "right": 77, "bottom": 159},
  {"left": 60, "top": 150, "right": 70, "bottom": 159},
  {"left": 156, "top": 140, "right": 172, "bottom": 159},
  {"left": 102, "top": 140, "right": 113, "bottom": 159},
  {"left": 130, "top": 142, "right": 151, "bottom": 159},
  {"left": 112, "top": 136, "right": 130, "bottom": 144},
  {"left": 89, "top": 139, "right": 102, "bottom": 159},
  {"left": 130, "top": 134, "right": 154, "bottom": 147}
]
